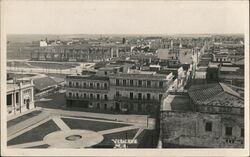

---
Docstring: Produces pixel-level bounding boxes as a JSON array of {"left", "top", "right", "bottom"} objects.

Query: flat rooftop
[
  {"left": 66, "top": 75, "right": 109, "bottom": 81},
  {"left": 179, "top": 49, "right": 193, "bottom": 64},
  {"left": 220, "top": 66, "right": 240, "bottom": 72}
]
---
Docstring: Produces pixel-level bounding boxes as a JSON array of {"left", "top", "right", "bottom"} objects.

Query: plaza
[{"left": 7, "top": 107, "right": 157, "bottom": 148}]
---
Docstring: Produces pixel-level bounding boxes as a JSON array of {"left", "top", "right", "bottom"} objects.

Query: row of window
[
  {"left": 115, "top": 91, "right": 163, "bottom": 101},
  {"left": 68, "top": 92, "right": 109, "bottom": 100},
  {"left": 68, "top": 91, "right": 163, "bottom": 101},
  {"left": 205, "top": 122, "right": 244, "bottom": 137},
  {"left": 115, "top": 79, "right": 164, "bottom": 88},
  {"left": 68, "top": 81, "right": 108, "bottom": 89}
]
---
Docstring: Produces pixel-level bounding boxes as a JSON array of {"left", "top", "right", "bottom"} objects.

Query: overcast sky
[{"left": 3, "top": 0, "right": 248, "bottom": 34}]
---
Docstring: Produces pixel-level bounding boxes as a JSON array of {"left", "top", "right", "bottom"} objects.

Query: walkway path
[
  {"left": 46, "top": 108, "right": 155, "bottom": 129},
  {"left": 52, "top": 117, "right": 70, "bottom": 131},
  {"left": 8, "top": 141, "right": 45, "bottom": 148},
  {"left": 132, "top": 128, "right": 144, "bottom": 141},
  {"left": 98, "top": 125, "right": 139, "bottom": 135},
  {"left": 8, "top": 117, "right": 51, "bottom": 141},
  {"left": 7, "top": 109, "right": 52, "bottom": 138}
]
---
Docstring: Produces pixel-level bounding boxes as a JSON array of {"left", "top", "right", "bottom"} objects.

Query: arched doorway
[{"left": 26, "top": 99, "right": 30, "bottom": 109}]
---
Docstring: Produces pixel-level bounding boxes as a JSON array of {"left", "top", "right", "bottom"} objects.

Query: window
[
  {"left": 104, "top": 95, "right": 108, "bottom": 100},
  {"left": 241, "top": 128, "right": 244, "bottom": 137},
  {"left": 7, "top": 94, "right": 12, "bottom": 106},
  {"left": 147, "top": 81, "right": 151, "bottom": 87},
  {"left": 104, "top": 71, "right": 107, "bottom": 75},
  {"left": 69, "top": 81, "right": 72, "bottom": 87},
  {"left": 138, "top": 80, "right": 142, "bottom": 87},
  {"left": 159, "top": 94, "right": 163, "bottom": 101},
  {"left": 147, "top": 93, "right": 151, "bottom": 100},
  {"left": 138, "top": 93, "right": 142, "bottom": 100},
  {"left": 83, "top": 82, "right": 86, "bottom": 87},
  {"left": 97, "top": 103, "right": 100, "bottom": 109},
  {"left": 123, "top": 79, "right": 126, "bottom": 86},
  {"left": 97, "top": 94, "right": 100, "bottom": 100},
  {"left": 76, "top": 82, "right": 79, "bottom": 87},
  {"left": 90, "top": 83, "right": 93, "bottom": 88},
  {"left": 220, "top": 107, "right": 232, "bottom": 113},
  {"left": 16, "top": 93, "right": 19, "bottom": 104},
  {"left": 104, "top": 83, "right": 108, "bottom": 89},
  {"left": 89, "top": 103, "right": 93, "bottom": 108},
  {"left": 205, "top": 122, "right": 212, "bottom": 132},
  {"left": 138, "top": 103, "right": 142, "bottom": 111},
  {"left": 69, "top": 92, "right": 72, "bottom": 97},
  {"left": 225, "top": 127, "right": 233, "bottom": 136},
  {"left": 76, "top": 93, "right": 79, "bottom": 98},
  {"left": 130, "top": 103, "right": 133, "bottom": 111},
  {"left": 116, "top": 91, "right": 120, "bottom": 97},
  {"left": 97, "top": 83, "right": 100, "bottom": 89},
  {"left": 104, "top": 104, "right": 107, "bottom": 110},
  {"left": 130, "top": 80, "right": 134, "bottom": 86},
  {"left": 130, "top": 92, "right": 133, "bottom": 100},
  {"left": 90, "top": 94, "right": 93, "bottom": 99},
  {"left": 159, "top": 81, "right": 163, "bottom": 88},
  {"left": 83, "top": 93, "right": 86, "bottom": 98},
  {"left": 116, "top": 79, "right": 119, "bottom": 86}
]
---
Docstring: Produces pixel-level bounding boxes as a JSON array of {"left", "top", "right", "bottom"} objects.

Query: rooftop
[
  {"left": 179, "top": 49, "right": 193, "bottom": 64},
  {"left": 220, "top": 66, "right": 240, "bottom": 72},
  {"left": 7, "top": 83, "right": 20, "bottom": 92},
  {"left": 234, "top": 58, "right": 244, "bottom": 65},
  {"left": 188, "top": 83, "right": 243, "bottom": 108},
  {"left": 33, "top": 77, "right": 58, "bottom": 91},
  {"left": 7, "top": 80, "right": 33, "bottom": 92},
  {"left": 66, "top": 75, "right": 109, "bottom": 81},
  {"left": 196, "top": 67, "right": 207, "bottom": 72},
  {"left": 198, "top": 59, "right": 211, "bottom": 67}
]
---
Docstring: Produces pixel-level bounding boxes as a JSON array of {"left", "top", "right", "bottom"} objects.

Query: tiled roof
[{"left": 188, "top": 83, "right": 243, "bottom": 107}]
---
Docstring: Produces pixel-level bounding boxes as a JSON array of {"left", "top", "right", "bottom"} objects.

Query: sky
[{"left": 2, "top": 0, "right": 248, "bottom": 35}]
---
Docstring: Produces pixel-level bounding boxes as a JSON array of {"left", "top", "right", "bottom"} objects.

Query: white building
[
  {"left": 7, "top": 79, "right": 34, "bottom": 117},
  {"left": 39, "top": 40, "right": 48, "bottom": 47},
  {"left": 65, "top": 64, "right": 174, "bottom": 114}
]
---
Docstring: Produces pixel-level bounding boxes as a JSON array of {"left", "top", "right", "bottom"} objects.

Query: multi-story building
[
  {"left": 65, "top": 64, "right": 174, "bottom": 114},
  {"left": 7, "top": 79, "right": 34, "bottom": 117},
  {"left": 31, "top": 44, "right": 131, "bottom": 62},
  {"left": 161, "top": 83, "right": 244, "bottom": 148}
]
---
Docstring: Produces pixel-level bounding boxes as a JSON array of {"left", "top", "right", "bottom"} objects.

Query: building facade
[
  {"left": 65, "top": 66, "right": 174, "bottom": 114},
  {"left": 7, "top": 79, "right": 35, "bottom": 117},
  {"left": 161, "top": 83, "right": 244, "bottom": 148},
  {"left": 31, "top": 45, "right": 131, "bottom": 62}
]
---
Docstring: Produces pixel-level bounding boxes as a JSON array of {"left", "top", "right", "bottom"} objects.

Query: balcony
[
  {"left": 66, "top": 85, "right": 109, "bottom": 91},
  {"left": 66, "top": 95, "right": 109, "bottom": 102},
  {"left": 113, "top": 95, "right": 159, "bottom": 103},
  {"left": 113, "top": 85, "right": 167, "bottom": 92}
]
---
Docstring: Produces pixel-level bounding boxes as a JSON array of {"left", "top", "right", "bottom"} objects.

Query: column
[
  {"left": 116, "top": 48, "right": 119, "bottom": 57},
  {"left": 20, "top": 88, "right": 23, "bottom": 113},
  {"left": 12, "top": 93, "right": 15, "bottom": 115},
  {"left": 111, "top": 48, "right": 114, "bottom": 58}
]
